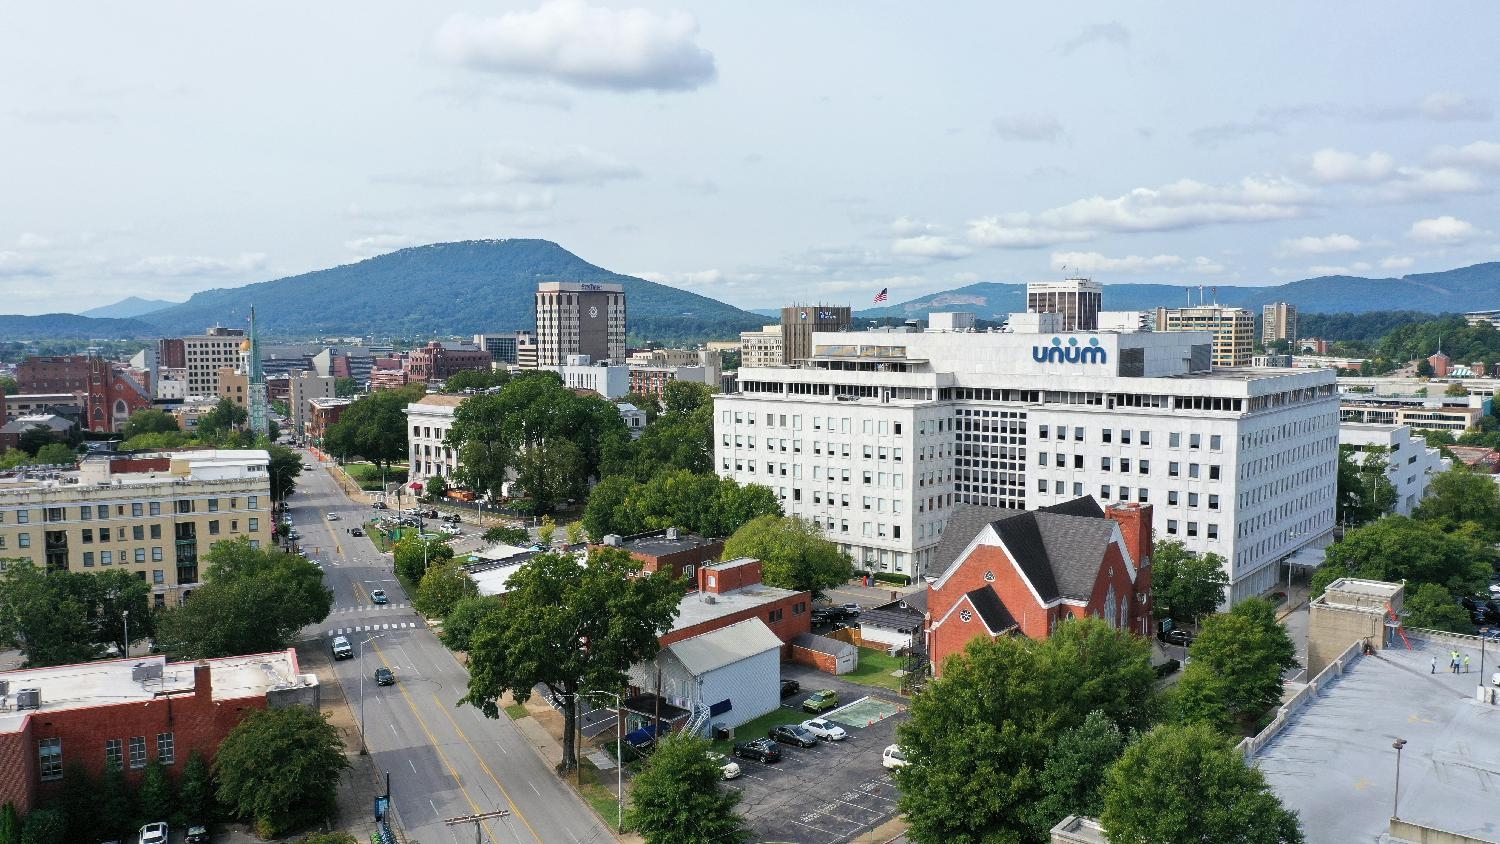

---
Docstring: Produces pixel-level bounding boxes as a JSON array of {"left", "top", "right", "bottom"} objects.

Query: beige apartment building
[
  {"left": 740, "top": 325, "right": 784, "bottom": 368},
  {"left": 0, "top": 449, "right": 273, "bottom": 607},
  {"left": 1154, "top": 305, "right": 1255, "bottom": 367}
]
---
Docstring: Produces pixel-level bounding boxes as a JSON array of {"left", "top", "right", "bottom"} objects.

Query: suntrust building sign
[{"left": 1032, "top": 336, "right": 1108, "bottom": 365}]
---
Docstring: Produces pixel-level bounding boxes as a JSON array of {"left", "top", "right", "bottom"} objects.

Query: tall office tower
[
  {"left": 740, "top": 325, "right": 785, "bottom": 368},
  {"left": 182, "top": 325, "right": 246, "bottom": 398},
  {"left": 1026, "top": 278, "right": 1104, "bottom": 331},
  {"left": 473, "top": 333, "right": 523, "bottom": 365},
  {"left": 1155, "top": 306, "right": 1256, "bottom": 368},
  {"left": 779, "top": 306, "right": 852, "bottom": 365},
  {"left": 1262, "top": 302, "right": 1298, "bottom": 345},
  {"left": 534, "top": 282, "right": 627, "bottom": 367}
]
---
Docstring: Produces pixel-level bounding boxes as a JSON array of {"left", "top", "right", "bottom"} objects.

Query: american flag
[{"left": 873, "top": 287, "right": 888, "bottom": 304}]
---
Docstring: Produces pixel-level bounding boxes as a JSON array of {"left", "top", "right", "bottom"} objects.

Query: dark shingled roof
[
  {"left": 934, "top": 497, "right": 1115, "bottom": 603},
  {"left": 964, "top": 587, "right": 1016, "bottom": 633}
]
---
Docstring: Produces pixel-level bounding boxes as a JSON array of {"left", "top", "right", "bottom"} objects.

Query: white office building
[
  {"left": 713, "top": 324, "right": 1339, "bottom": 603},
  {"left": 552, "top": 355, "right": 630, "bottom": 399},
  {"left": 405, "top": 395, "right": 463, "bottom": 486},
  {"left": 1338, "top": 423, "right": 1444, "bottom": 517}
]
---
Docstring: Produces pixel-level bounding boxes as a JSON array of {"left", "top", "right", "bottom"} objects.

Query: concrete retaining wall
[
  {"left": 1239, "top": 638, "right": 1365, "bottom": 759},
  {"left": 1390, "top": 817, "right": 1496, "bottom": 844}
]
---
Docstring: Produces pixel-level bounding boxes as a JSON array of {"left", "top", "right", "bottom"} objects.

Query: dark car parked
[
  {"left": 1161, "top": 628, "right": 1195, "bottom": 647},
  {"left": 780, "top": 679, "right": 801, "bottom": 698},
  {"left": 768, "top": 724, "right": 820, "bottom": 748},
  {"left": 374, "top": 667, "right": 395, "bottom": 686},
  {"left": 733, "top": 737, "right": 783, "bottom": 763}
]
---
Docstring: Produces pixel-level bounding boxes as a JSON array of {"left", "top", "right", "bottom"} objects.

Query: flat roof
[
  {"left": 620, "top": 532, "right": 720, "bottom": 558},
  {"left": 0, "top": 650, "right": 306, "bottom": 733},
  {"left": 672, "top": 580, "right": 801, "bottom": 631},
  {"left": 1321, "top": 577, "right": 1403, "bottom": 600},
  {"left": 1254, "top": 639, "right": 1500, "bottom": 843}
]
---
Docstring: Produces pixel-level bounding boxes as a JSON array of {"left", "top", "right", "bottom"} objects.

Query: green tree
[
  {"left": 1101, "top": 722, "right": 1302, "bottom": 844},
  {"left": 122, "top": 408, "right": 181, "bottom": 439},
  {"left": 176, "top": 752, "right": 216, "bottom": 827},
  {"left": 440, "top": 594, "right": 505, "bottom": 652},
  {"left": 513, "top": 438, "right": 587, "bottom": 514},
  {"left": 1024, "top": 711, "right": 1127, "bottom": 839},
  {"left": 0, "top": 803, "right": 18, "bottom": 844},
  {"left": 197, "top": 397, "right": 249, "bottom": 442},
  {"left": 394, "top": 534, "right": 454, "bottom": 586},
  {"left": 443, "top": 369, "right": 510, "bottom": 392},
  {"left": 16, "top": 426, "right": 58, "bottom": 457},
  {"left": 1414, "top": 464, "right": 1500, "bottom": 541},
  {"left": 0, "top": 562, "right": 100, "bottom": 666},
  {"left": 137, "top": 760, "right": 175, "bottom": 827},
  {"left": 121, "top": 429, "right": 195, "bottom": 452},
  {"left": 1415, "top": 358, "right": 1434, "bottom": 377},
  {"left": 296, "top": 834, "right": 360, "bottom": 844},
  {"left": 266, "top": 442, "right": 303, "bottom": 503},
  {"left": 607, "top": 382, "right": 716, "bottom": 481},
  {"left": 584, "top": 471, "right": 779, "bottom": 540},
  {"left": 214, "top": 706, "right": 350, "bottom": 838},
  {"left": 621, "top": 391, "right": 661, "bottom": 424},
  {"left": 323, "top": 385, "right": 423, "bottom": 470},
  {"left": 1172, "top": 599, "right": 1297, "bottom": 730},
  {"left": 1445, "top": 381, "right": 1470, "bottom": 396},
  {"left": 1150, "top": 540, "right": 1230, "bottom": 625},
  {"left": 445, "top": 392, "right": 512, "bottom": 500},
  {"left": 1336, "top": 445, "right": 1398, "bottom": 527},
  {"left": 1317, "top": 516, "right": 1491, "bottom": 597},
  {"left": 423, "top": 472, "right": 448, "bottom": 500},
  {"left": 626, "top": 732, "right": 750, "bottom": 844},
  {"left": 895, "top": 618, "right": 1156, "bottom": 844},
  {"left": 414, "top": 561, "right": 477, "bottom": 619},
  {"left": 1418, "top": 428, "right": 1455, "bottom": 449},
  {"left": 155, "top": 538, "right": 332, "bottom": 659},
  {"left": 17, "top": 807, "right": 65, "bottom": 844},
  {"left": 721, "top": 515, "right": 853, "bottom": 598},
  {"left": 482, "top": 525, "right": 531, "bottom": 546},
  {"left": 91, "top": 567, "right": 155, "bottom": 656},
  {"left": 29, "top": 443, "right": 75, "bottom": 466},
  {"left": 0, "top": 375, "right": 16, "bottom": 396},
  {"left": 333, "top": 376, "right": 359, "bottom": 397},
  {"left": 461, "top": 546, "right": 687, "bottom": 772},
  {"left": 1404, "top": 582, "right": 1475, "bottom": 633},
  {"left": 97, "top": 762, "right": 135, "bottom": 840},
  {"left": 56, "top": 762, "right": 101, "bottom": 842}
]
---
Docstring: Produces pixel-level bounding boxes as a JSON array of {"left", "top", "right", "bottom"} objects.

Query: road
[{"left": 287, "top": 453, "right": 614, "bottom": 844}]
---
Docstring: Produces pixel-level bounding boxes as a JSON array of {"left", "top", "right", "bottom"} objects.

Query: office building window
[
  {"left": 150, "top": 524, "right": 161, "bottom": 539},
  {"left": 152, "top": 547, "right": 163, "bottom": 561},
  {"left": 1167, "top": 519, "right": 1178, "bottom": 535},
  {"left": 129, "top": 736, "right": 146, "bottom": 769},
  {"left": 135, "top": 549, "right": 146, "bottom": 563},
  {"left": 83, "top": 551, "right": 95, "bottom": 567},
  {"left": 157, "top": 732, "right": 175, "bottom": 765},
  {"left": 105, "top": 738, "right": 123, "bottom": 769},
  {"left": 39, "top": 738, "right": 63, "bottom": 781},
  {"left": 132, "top": 503, "right": 144, "bottom": 517},
  {"left": 18, "top": 533, "right": 29, "bottom": 549}
]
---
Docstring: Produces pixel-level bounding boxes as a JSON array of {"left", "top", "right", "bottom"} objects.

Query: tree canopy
[
  {"left": 1171, "top": 599, "right": 1297, "bottom": 730},
  {"left": 1404, "top": 582, "right": 1475, "bottom": 633},
  {"left": 604, "top": 381, "right": 715, "bottom": 482},
  {"left": 324, "top": 384, "right": 425, "bottom": 469},
  {"left": 442, "top": 369, "right": 510, "bottom": 392},
  {"left": 0, "top": 562, "right": 153, "bottom": 666},
  {"left": 582, "top": 469, "right": 779, "bottom": 541},
  {"left": 1336, "top": 445, "right": 1398, "bottom": 527},
  {"left": 393, "top": 534, "right": 454, "bottom": 586},
  {"left": 1101, "top": 722, "right": 1303, "bottom": 844},
  {"left": 461, "top": 546, "right": 686, "bottom": 772},
  {"left": 626, "top": 732, "right": 750, "bottom": 844},
  {"left": 1413, "top": 464, "right": 1500, "bottom": 542},
  {"left": 121, "top": 408, "right": 180, "bottom": 439},
  {"left": 266, "top": 442, "right": 302, "bottom": 502},
  {"left": 196, "top": 397, "right": 248, "bottom": 442},
  {"left": 1315, "top": 515, "right": 1492, "bottom": 598},
  {"left": 720, "top": 515, "right": 853, "bottom": 598},
  {"left": 155, "top": 538, "right": 332, "bottom": 659},
  {"left": 894, "top": 617, "right": 1156, "bottom": 843},
  {"left": 214, "top": 706, "right": 350, "bottom": 838},
  {"left": 413, "top": 560, "right": 477, "bottom": 619},
  {"left": 1150, "top": 539, "right": 1229, "bottom": 625}
]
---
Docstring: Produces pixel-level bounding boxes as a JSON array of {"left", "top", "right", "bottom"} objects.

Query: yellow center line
[
  {"left": 369, "top": 638, "right": 540, "bottom": 844},
  {"left": 429, "top": 691, "right": 547, "bottom": 844}
]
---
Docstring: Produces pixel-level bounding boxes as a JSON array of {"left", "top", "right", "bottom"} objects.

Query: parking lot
[{"left": 726, "top": 662, "right": 910, "bottom": 843}]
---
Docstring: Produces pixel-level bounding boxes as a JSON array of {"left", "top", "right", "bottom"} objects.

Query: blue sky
[{"left": 2, "top": 2, "right": 1498, "bottom": 315}]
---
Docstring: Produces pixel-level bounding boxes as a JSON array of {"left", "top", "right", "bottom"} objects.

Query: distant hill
[
  {"left": 858, "top": 262, "right": 1500, "bottom": 320},
  {"left": 138, "top": 239, "right": 766, "bottom": 343},
  {"left": 0, "top": 313, "right": 158, "bottom": 340},
  {"left": 80, "top": 296, "right": 179, "bottom": 319}
]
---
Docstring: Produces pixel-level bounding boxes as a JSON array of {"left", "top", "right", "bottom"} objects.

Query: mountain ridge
[{"left": 79, "top": 296, "right": 180, "bottom": 319}]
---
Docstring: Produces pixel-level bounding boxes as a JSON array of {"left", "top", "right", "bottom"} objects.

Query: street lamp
[
  {"left": 1391, "top": 738, "right": 1407, "bottom": 819},
  {"left": 121, "top": 609, "right": 129, "bottom": 659},
  {"left": 358, "top": 634, "right": 386, "bottom": 755},
  {"left": 581, "top": 690, "right": 624, "bottom": 833}
]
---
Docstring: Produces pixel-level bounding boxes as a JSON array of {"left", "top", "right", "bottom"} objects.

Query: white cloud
[
  {"left": 0, "top": 251, "right": 50, "bottom": 278},
  {"left": 1281, "top": 233, "right": 1362, "bottom": 255},
  {"left": 1431, "top": 140, "right": 1500, "bottom": 171},
  {"left": 1308, "top": 149, "right": 1395, "bottom": 184},
  {"left": 891, "top": 235, "right": 972, "bottom": 259},
  {"left": 1307, "top": 265, "right": 1360, "bottom": 277},
  {"left": 442, "top": 190, "right": 557, "bottom": 214},
  {"left": 967, "top": 176, "right": 1311, "bottom": 248},
  {"left": 16, "top": 233, "right": 53, "bottom": 249},
  {"left": 889, "top": 216, "right": 939, "bottom": 237},
  {"left": 344, "top": 235, "right": 421, "bottom": 257},
  {"left": 952, "top": 272, "right": 980, "bottom": 284},
  {"left": 487, "top": 145, "right": 640, "bottom": 185},
  {"left": 1192, "top": 94, "right": 1492, "bottom": 145},
  {"left": 124, "top": 253, "right": 267, "bottom": 276},
  {"left": 1050, "top": 251, "right": 1183, "bottom": 273},
  {"left": 1377, "top": 166, "right": 1484, "bottom": 201},
  {"left": 1380, "top": 255, "right": 1415, "bottom": 270},
  {"left": 1407, "top": 215, "right": 1478, "bottom": 244},
  {"left": 435, "top": 0, "right": 716, "bottom": 92},
  {"left": 1190, "top": 256, "right": 1226, "bottom": 275},
  {"left": 1059, "top": 21, "right": 1130, "bottom": 55},
  {"left": 992, "top": 113, "right": 1064, "bottom": 143},
  {"left": 1419, "top": 92, "right": 1492, "bottom": 121},
  {"left": 635, "top": 268, "right": 760, "bottom": 289}
]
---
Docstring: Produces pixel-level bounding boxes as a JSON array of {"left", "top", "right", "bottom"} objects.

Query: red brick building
[
  {"left": 17, "top": 355, "right": 91, "bottom": 395},
  {"left": 658, "top": 557, "right": 813, "bottom": 653},
  {"left": 594, "top": 527, "right": 726, "bottom": 585},
  {"left": 158, "top": 338, "right": 186, "bottom": 369},
  {"left": 84, "top": 357, "right": 153, "bottom": 433},
  {"left": 406, "top": 341, "right": 492, "bottom": 384},
  {"left": 0, "top": 650, "right": 318, "bottom": 814},
  {"left": 925, "top": 498, "right": 1154, "bottom": 677}
]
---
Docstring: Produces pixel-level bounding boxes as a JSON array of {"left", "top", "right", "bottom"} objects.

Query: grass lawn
[
  {"left": 578, "top": 760, "right": 632, "bottom": 833},
  {"left": 504, "top": 703, "right": 529, "bottom": 720},
  {"left": 708, "top": 705, "right": 807, "bottom": 753},
  {"left": 365, "top": 524, "right": 392, "bottom": 552},
  {"left": 843, "top": 647, "right": 907, "bottom": 691}
]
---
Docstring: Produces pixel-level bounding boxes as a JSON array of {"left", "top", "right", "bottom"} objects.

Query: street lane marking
[
  {"left": 369, "top": 638, "right": 515, "bottom": 844},
  {"left": 410, "top": 759, "right": 418, "bottom": 775},
  {"left": 429, "top": 691, "right": 547, "bottom": 844}
]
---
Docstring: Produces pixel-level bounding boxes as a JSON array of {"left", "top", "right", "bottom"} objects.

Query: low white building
[
  {"left": 551, "top": 355, "right": 630, "bottom": 399},
  {"left": 1338, "top": 423, "right": 1444, "bottom": 516},
  {"left": 617, "top": 402, "right": 648, "bottom": 438},
  {"left": 628, "top": 618, "right": 783, "bottom": 735}
]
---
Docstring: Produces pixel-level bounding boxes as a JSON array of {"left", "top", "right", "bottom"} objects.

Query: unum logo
[{"left": 1031, "top": 336, "right": 1108, "bottom": 365}]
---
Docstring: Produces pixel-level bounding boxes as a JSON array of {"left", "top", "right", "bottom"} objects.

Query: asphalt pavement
[{"left": 290, "top": 453, "right": 615, "bottom": 844}]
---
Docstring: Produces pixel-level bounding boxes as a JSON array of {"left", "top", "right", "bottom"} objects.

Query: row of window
[
  {"left": 39, "top": 732, "right": 175, "bottom": 781},
  {"left": 0, "top": 519, "right": 256, "bottom": 550},
  {"left": 7, "top": 496, "right": 261, "bottom": 525}
]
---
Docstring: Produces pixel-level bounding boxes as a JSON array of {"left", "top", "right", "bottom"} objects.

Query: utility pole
[{"left": 443, "top": 808, "right": 510, "bottom": 844}]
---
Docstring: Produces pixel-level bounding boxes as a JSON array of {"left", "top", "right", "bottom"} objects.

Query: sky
[{"left": 3, "top": 2, "right": 1499, "bottom": 316}]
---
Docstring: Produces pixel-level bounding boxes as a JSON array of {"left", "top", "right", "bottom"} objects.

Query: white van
[
  {"left": 882, "top": 744, "right": 909, "bottom": 769},
  {"left": 331, "top": 636, "right": 353, "bottom": 660}
]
